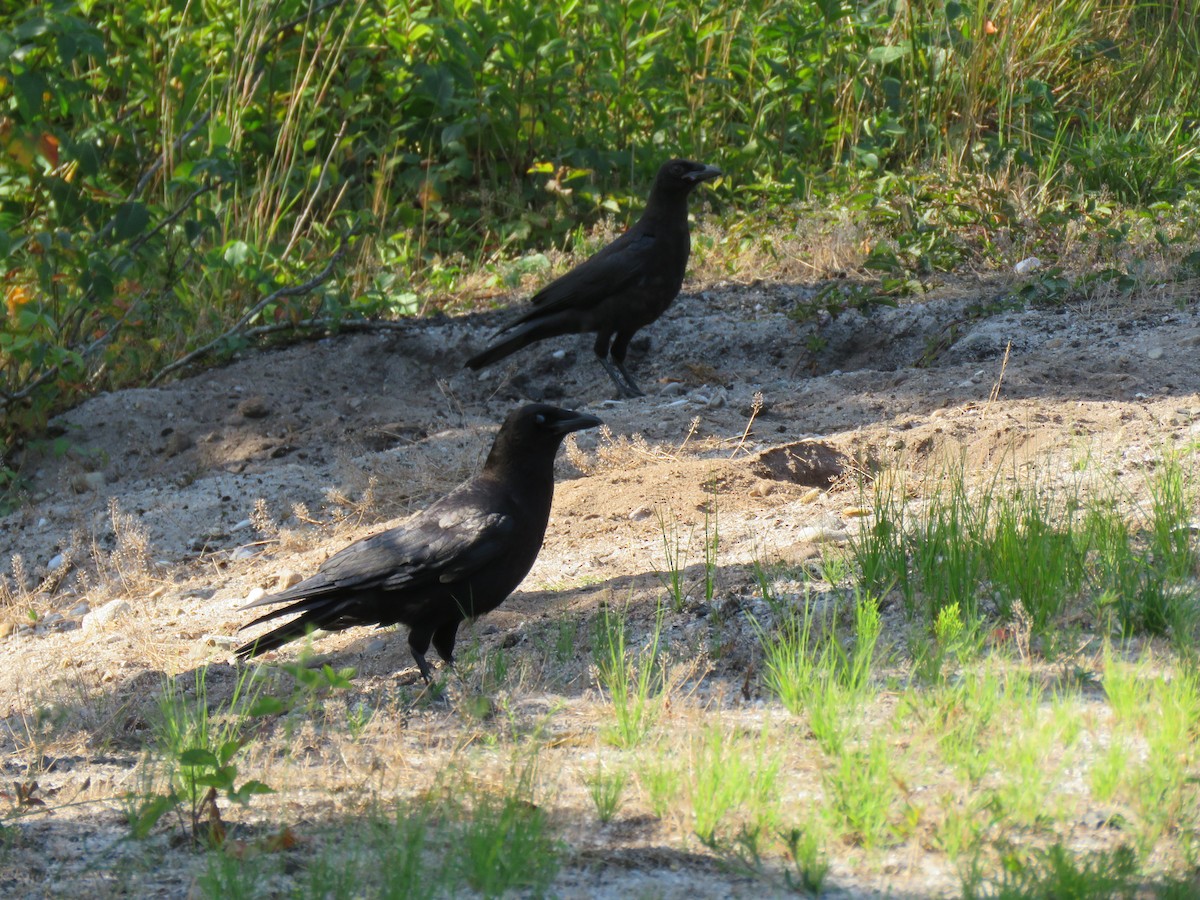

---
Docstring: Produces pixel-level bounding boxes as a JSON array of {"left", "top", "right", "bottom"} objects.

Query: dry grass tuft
[{"left": 92, "top": 498, "right": 154, "bottom": 596}]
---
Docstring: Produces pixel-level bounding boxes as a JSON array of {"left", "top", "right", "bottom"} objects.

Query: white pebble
[
  {"left": 83, "top": 599, "right": 131, "bottom": 633},
  {"left": 796, "top": 526, "right": 849, "bottom": 544}
]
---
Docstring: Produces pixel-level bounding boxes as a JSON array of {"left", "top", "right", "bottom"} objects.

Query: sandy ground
[{"left": 1, "top": 274, "right": 1199, "bottom": 896}]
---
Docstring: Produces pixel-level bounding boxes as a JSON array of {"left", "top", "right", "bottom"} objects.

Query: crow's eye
[{"left": 535, "top": 413, "right": 546, "bottom": 425}]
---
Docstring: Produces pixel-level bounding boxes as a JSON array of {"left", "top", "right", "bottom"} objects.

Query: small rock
[
  {"left": 364, "top": 638, "right": 388, "bottom": 654},
  {"left": 799, "top": 488, "right": 822, "bottom": 504},
  {"left": 244, "top": 587, "right": 267, "bottom": 605},
  {"left": 230, "top": 546, "right": 257, "bottom": 561},
  {"left": 163, "top": 431, "right": 193, "bottom": 457},
  {"left": 659, "top": 382, "right": 686, "bottom": 397},
  {"left": 277, "top": 570, "right": 303, "bottom": 590},
  {"left": 629, "top": 506, "right": 653, "bottom": 521},
  {"left": 1147, "top": 346, "right": 1165, "bottom": 360},
  {"left": 69, "top": 602, "right": 90, "bottom": 617},
  {"left": 201, "top": 634, "right": 238, "bottom": 650},
  {"left": 841, "top": 506, "right": 872, "bottom": 518},
  {"left": 83, "top": 599, "right": 132, "bottom": 632},
  {"left": 230, "top": 519, "right": 253, "bottom": 532},
  {"left": 0, "top": 621, "right": 13, "bottom": 639},
  {"left": 47, "top": 554, "right": 65, "bottom": 571},
  {"left": 41, "top": 613, "right": 63, "bottom": 626},
  {"left": 749, "top": 481, "right": 773, "bottom": 498},
  {"left": 71, "top": 471, "right": 107, "bottom": 493},
  {"left": 238, "top": 396, "right": 271, "bottom": 419},
  {"left": 1013, "top": 256, "right": 1042, "bottom": 274},
  {"left": 190, "top": 533, "right": 229, "bottom": 552},
  {"left": 795, "top": 526, "right": 849, "bottom": 544},
  {"left": 705, "top": 388, "right": 728, "bottom": 409}
]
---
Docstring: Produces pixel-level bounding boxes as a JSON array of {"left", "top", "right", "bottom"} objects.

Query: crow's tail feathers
[
  {"left": 235, "top": 618, "right": 315, "bottom": 659},
  {"left": 234, "top": 596, "right": 348, "bottom": 659},
  {"left": 465, "top": 315, "right": 575, "bottom": 370}
]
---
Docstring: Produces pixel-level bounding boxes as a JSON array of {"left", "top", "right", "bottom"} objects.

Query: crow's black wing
[
  {"left": 239, "top": 488, "right": 515, "bottom": 624},
  {"left": 501, "top": 230, "right": 656, "bottom": 326}
]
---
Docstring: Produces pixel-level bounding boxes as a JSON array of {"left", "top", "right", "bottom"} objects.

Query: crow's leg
[
  {"left": 609, "top": 331, "right": 645, "bottom": 397},
  {"left": 407, "top": 626, "right": 435, "bottom": 683},
  {"left": 594, "top": 330, "right": 642, "bottom": 398},
  {"left": 593, "top": 331, "right": 630, "bottom": 397},
  {"left": 431, "top": 621, "right": 460, "bottom": 671}
]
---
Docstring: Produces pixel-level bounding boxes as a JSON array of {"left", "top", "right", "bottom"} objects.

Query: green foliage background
[{"left": 1, "top": 0, "right": 1198, "bottom": 459}]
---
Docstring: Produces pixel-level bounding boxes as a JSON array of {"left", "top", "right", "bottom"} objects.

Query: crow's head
[
  {"left": 656, "top": 159, "right": 722, "bottom": 193},
  {"left": 487, "top": 403, "right": 602, "bottom": 467}
]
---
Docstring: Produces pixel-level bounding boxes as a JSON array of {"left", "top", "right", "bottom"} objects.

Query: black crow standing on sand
[
  {"left": 235, "top": 404, "right": 601, "bottom": 681},
  {"left": 466, "top": 158, "right": 722, "bottom": 398}
]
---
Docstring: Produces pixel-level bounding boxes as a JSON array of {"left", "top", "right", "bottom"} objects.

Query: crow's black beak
[
  {"left": 552, "top": 411, "right": 603, "bottom": 435},
  {"left": 685, "top": 165, "right": 723, "bottom": 184}
]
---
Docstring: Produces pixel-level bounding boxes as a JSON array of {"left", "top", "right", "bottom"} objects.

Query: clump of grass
[
  {"left": 130, "top": 666, "right": 274, "bottom": 844},
  {"left": 962, "top": 842, "right": 1140, "bottom": 900},
  {"left": 990, "top": 689, "right": 1076, "bottom": 829},
  {"left": 757, "top": 593, "right": 882, "bottom": 755},
  {"left": 197, "top": 847, "right": 277, "bottom": 900},
  {"left": 1099, "top": 662, "right": 1200, "bottom": 852},
  {"left": 592, "top": 602, "right": 667, "bottom": 748},
  {"left": 687, "top": 724, "right": 781, "bottom": 845},
  {"left": 94, "top": 497, "right": 155, "bottom": 595},
  {"left": 849, "top": 450, "right": 1199, "bottom": 645},
  {"left": 924, "top": 664, "right": 1037, "bottom": 788},
  {"left": 583, "top": 763, "right": 628, "bottom": 824},
  {"left": 821, "top": 736, "right": 898, "bottom": 850},
  {"left": 456, "top": 790, "right": 560, "bottom": 896},
  {"left": 638, "top": 752, "right": 684, "bottom": 820},
  {"left": 782, "top": 824, "right": 830, "bottom": 894},
  {"left": 657, "top": 510, "right": 692, "bottom": 612},
  {"left": 908, "top": 600, "right": 982, "bottom": 686}
]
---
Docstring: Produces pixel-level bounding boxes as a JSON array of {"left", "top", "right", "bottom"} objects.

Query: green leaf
[
  {"left": 128, "top": 792, "right": 178, "bottom": 839},
  {"left": 13, "top": 72, "right": 48, "bottom": 118},
  {"left": 112, "top": 202, "right": 150, "bottom": 241},
  {"left": 179, "top": 747, "right": 219, "bottom": 768},
  {"left": 867, "top": 44, "right": 909, "bottom": 65},
  {"left": 210, "top": 122, "right": 232, "bottom": 148},
  {"left": 195, "top": 765, "right": 238, "bottom": 790},
  {"left": 248, "top": 695, "right": 286, "bottom": 717},
  {"left": 223, "top": 241, "right": 252, "bottom": 268},
  {"left": 12, "top": 18, "right": 51, "bottom": 40},
  {"left": 217, "top": 739, "right": 243, "bottom": 765},
  {"left": 229, "top": 780, "right": 275, "bottom": 804}
]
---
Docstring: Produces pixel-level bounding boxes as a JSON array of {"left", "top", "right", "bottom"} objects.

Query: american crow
[
  {"left": 234, "top": 404, "right": 601, "bottom": 681},
  {"left": 466, "top": 159, "right": 722, "bottom": 398}
]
